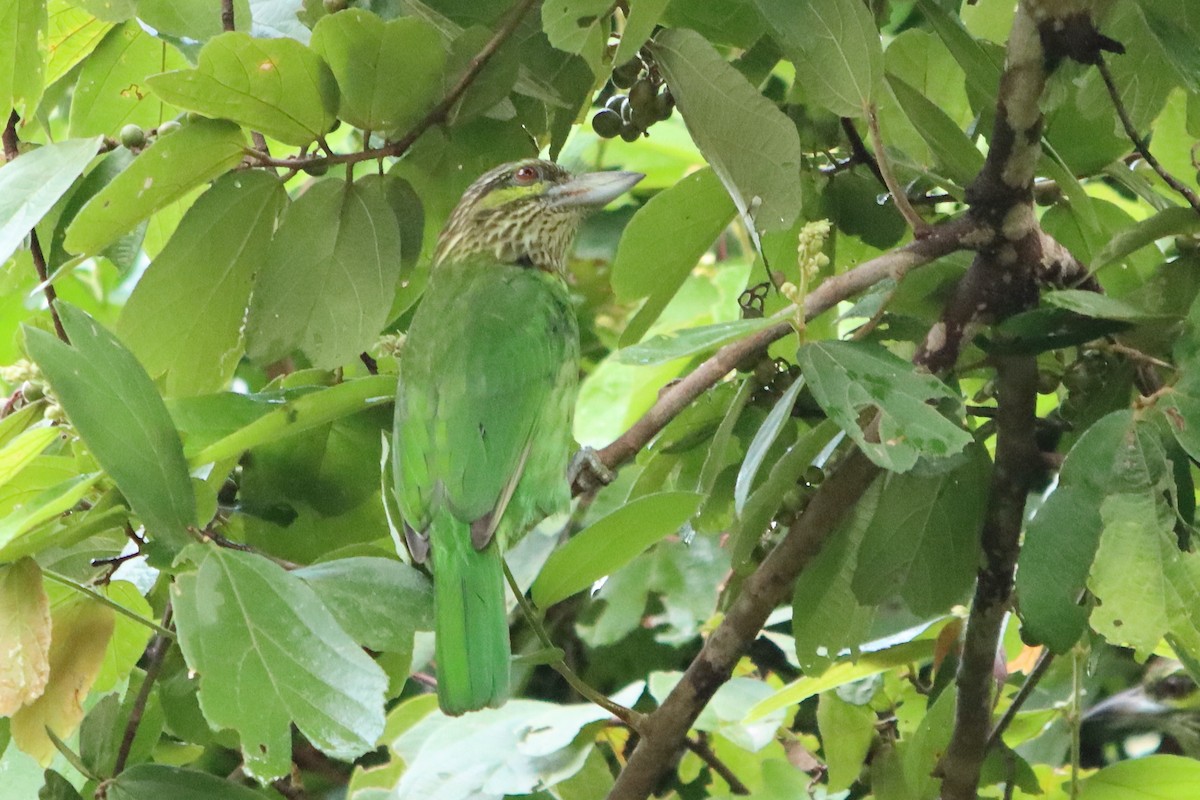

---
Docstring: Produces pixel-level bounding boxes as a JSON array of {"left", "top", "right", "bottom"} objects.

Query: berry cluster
[{"left": 592, "top": 56, "right": 674, "bottom": 142}]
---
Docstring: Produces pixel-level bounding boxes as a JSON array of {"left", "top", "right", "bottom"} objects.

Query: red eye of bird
[{"left": 513, "top": 165, "right": 540, "bottom": 185}]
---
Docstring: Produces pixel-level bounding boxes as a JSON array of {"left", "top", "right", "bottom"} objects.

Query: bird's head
[{"left": 433, "top": 159, "right": 643, "bottom": 274}]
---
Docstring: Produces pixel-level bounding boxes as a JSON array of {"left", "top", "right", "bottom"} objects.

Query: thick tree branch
[
  {"left": 606, "top": 450, "right": 881, "bottom": 800},
  {"left": 244, "top": 0, "right": 537, "bottom": 171}
]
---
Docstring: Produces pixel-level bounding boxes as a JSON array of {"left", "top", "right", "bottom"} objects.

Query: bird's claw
[{"left": 568, "top": 447, "right": 615, "bottom": 493}]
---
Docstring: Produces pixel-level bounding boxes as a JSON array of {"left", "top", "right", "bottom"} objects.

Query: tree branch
[
  {"left": 605, "top": 450, "right": 881, "bottom": 800},
  {"left": 244, "top": 0, "right": 537, "bottom": 172},
  {"left": 113, "top": 605, "right": 174, "bottom": 776}
]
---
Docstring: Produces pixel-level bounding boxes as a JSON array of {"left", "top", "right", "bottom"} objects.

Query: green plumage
[{"left": 392, "top": 160, "right": 640, "bottom": 715}]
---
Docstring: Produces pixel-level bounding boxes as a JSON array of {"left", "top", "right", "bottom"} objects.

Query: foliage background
[{"left": 1, "top": 0, "right": 1200, "bottom": 798}]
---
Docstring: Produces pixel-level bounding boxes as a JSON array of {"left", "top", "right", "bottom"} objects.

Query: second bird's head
[{"left": 433, "top": 159, "right": 643, "bottom": 275}]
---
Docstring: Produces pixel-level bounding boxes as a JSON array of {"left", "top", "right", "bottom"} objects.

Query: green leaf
[
  {"left": 1078, "top": 754, "right": 1200, "bottom": 799},
  {"left": 614, "top": 0, "right": 668, "bottom": 65},
  {"left": 245, "top": 177, "right": 404, "bottom": 369},
  {"left": 311, "top": 10, "right": 446, "bottom": 134},
  {"left": 616, "top": 317, "right": 777, "bottom": 366},
  {"left": 1091, "top": 206, "right": 1200, "bottom": 272},
  {"left": 45, "top": 3, "right": 114, "bottom": 87},
  {"left": 650, "top": 28, "right": 802, "bottom": 236},
  {"left": 734, "top": 375, "right": 805, "bottom": 515},
  {"left": 1138, "top": 0, "right": 1200, "bottom": 93},
  {"left": 172, "top": 546, "right": 387, "bottom": 782},
  {"left": 886, "top": 74, "right": 983, "bottom": 186},
  {"left": 118, "top": 170, "right": 287, "bottom": 397},
  {"left": 818, "top": 694, "right": 876, "bottom": 793},
  {"left": 912, "top": 0, "right": 1001, "bottom": 109},
  {"left": 796, "top": 340, "right": 972, "bottom": 472},
  {"left": 146, "top": 31, "right": 339, "bottom": 146},
  {"left": 293, "top": 556, "right": 433, "bottom": 651},
  {"left": 0, "top": 0, "right": 47, "bottom": 115},
  {"left": 67, "top": 21, "right": 188, "bottom": 138},
  {"left": 531, "top": 491, "right": 702, "bottom": 607},
  {"left": 0, "top": 137, "right": 102, "bottom": 266},
  {"left": 0, "top": 427, "right": 59, "bottom": 489},
  {"left": 63, "top": 118, "right": 247, "bottom": 256},
  {"left": 851, "top": 447, "right": 988, "bottom": 616},
  {"left": 105, "top": 763, "right": 269, "bottom": 800},
  {"left": 0, "top": 558, "right": 50, "bottom": 717},
  {"left": 25, "top": 304, "right": 195, "bottom": 549},
  {"left": 610, "top": 168, "right": 736, "bottom": 343},
  {"left": 541, "top": 0, "right": 609, "bottom": 56},
  {"left": 755, "top": 0, "right": 882, "bottom": 118},
  {"left": 0, "top": 474, "right": 104, "bottom": 559},
  {"left": 1042, "top": 289, "right": 1171, "bottom": 322},
  {"left": 134, "top": 0, "right": 251, "bottom": 41}
]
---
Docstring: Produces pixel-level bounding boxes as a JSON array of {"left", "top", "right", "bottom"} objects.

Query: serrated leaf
[
  {"left": 650, "top": 28, "right": 802, "bottom": 236},
  {"left": 755, "top": 0, "right": 882, "bottom": 118},
  {"left": 146, "top": 31, "right": 338, "bottom": 146},
  {"left": 172, "top": 546, "right": 387, "bottom": 781},
  {"left": 68, "top": 21, "right": 188, "bottom": 138},
  {"left": 797, "top": 340, "right": 971, "bottom": 472},
  {"left": 0, "top": 558, "right": 51, "bottom": 716},
  {"left": 105, "top": 763, "right": 269, "bottom": 800},
  {"left": 0, "top": 137, "right": 102, "bottom": 266},
  {"left": 851, "top": 446, "right": 988, "bottom": 615},
  {"left": 531, "top": 491, "right": 702, "bottom": 607},
  {"left": 63, "top": 118, "right": 247, "bottom": 256},
  {"left": 10, "top": 593, "right": 114, "bottom": 765},
  {"left": 244, "top": 177, "right": 404, "bottom": 369},
  {"left": 0, "top": 0, "right": 47, "bottom": 115},
  {"left": 311, "top": 10, "right": 446, "bottom": 134},
  {"left": 610, "top": 167, "right": 735, "bottom": 343},
  {"left": 25, "top": 304, "right": 195, "bottom": 550},
  {"left": 293, "top": 556, "right": 433, "bottom": 652},
  {"left": 118, "top": 170, "right": 287, "bottom": 396}
]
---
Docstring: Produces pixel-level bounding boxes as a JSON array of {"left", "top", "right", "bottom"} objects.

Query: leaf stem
[{"left": 42, "top": 569, "right": 176, "bottom": 640}]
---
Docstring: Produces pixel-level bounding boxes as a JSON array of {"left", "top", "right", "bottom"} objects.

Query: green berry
[
  {"left": 303, "top": 160, "right": 329, "bottom": 176},
  {"left": 157, "top": 120, "right": 182, "bottom": 137},
  {"left": 118, "top": 124, "right": 145, "bottom": 149},
  {"left": 612, "top": 60, "right": 640, "bottom": 89},
  {"left": 592, "top": 109, "right": 622, "bottom": 138}
]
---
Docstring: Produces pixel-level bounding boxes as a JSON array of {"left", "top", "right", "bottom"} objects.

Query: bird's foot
[{"left": 568, "top": 447, "right": 615, "bottom": 494}]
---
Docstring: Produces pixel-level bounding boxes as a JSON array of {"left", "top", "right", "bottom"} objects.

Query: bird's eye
[{"left": 513, "top": 165, "right": 540, "bottom": 185}]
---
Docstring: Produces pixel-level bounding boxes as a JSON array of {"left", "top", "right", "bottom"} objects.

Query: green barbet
[{"left": 393, "top": 159, "right": 643, "bottom": 715}]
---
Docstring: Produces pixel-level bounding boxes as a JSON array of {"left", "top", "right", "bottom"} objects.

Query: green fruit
[
  {"left": 654, "top": 89, "right": 675, "bottom": 121},
  {"left": 1037, "top": 371, "right": 1061, "bottom": 395},
  {"left": 619, "top": 123, "right": 640, "bottom": 142},
  {"left": 303, "top": 160, "right": 330, "bottom": 176},
  {"left": 612, "top": 60, "right": 640, "bottom": 89},
  {"left": 157, "top": 120, "right": 182, "bottom": 136},
  {"left": 118, "top": 124, "right": 145, "bottom": 149},
  {"left": 592, "top": 109, "right": 622, "bottom": 138},
  {"left": 19, "top": 381, "right": 44, "bottom": 402}
]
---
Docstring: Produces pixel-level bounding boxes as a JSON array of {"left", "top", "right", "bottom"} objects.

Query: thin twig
[
  {"left": 220, "top": 0, "right": 235, "bottom": 31},
  {"left": 42, "top": 570, "right": 176, "bottom": 640},
  {"left": 1097, "top": 58, "right": 1200, "bottom": 216},
  {"left": 865, "top": 104, "right": 928, "bottom": 234},
  {"left": 685, "top": 733, "right": 750, "bottom": 795},
  {"left": 113, "top": 605, "right": 174, "bottom": 776},
  {"left": 243, "top": 0, "right": 538, "bottom": 172},
  {"left": 986, "top": 647, "right": 1055, "bottom": 751}
]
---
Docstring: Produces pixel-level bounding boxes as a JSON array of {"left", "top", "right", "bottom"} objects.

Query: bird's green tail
[{"left": 430, "top": 513, "right": 511, "bottom": 715}]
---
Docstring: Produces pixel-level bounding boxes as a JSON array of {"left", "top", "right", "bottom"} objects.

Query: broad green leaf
[
  {"left": 650, "top": 29, "right": 802, "bottom": 236},
  {"left": 10, "top": 593, "right": 114, "bottom": 765},
  {"left": 912, "top": 0, "right": 1001, "bottom": 109},
  {"left": 0, "top": 473, "right": 104, "bottom": 558},
  {"left": 391, "top": 699, "right": 613, "bottom": 799},
  {"left": 755, "top": 0, "right": 882, "bottom": 118},
  {"left": 444, "top": 25, "right": 521, "bottom": 122},
  {"left": 45, "top": 1, "right": 114, "bottom": 87},
  {"left": 1078, "top": 754, "right": 1200, "bottom": 799},
  {"left": 649, "top": 672, "right": 784, "bottom": 750},
  {"left": 619, "top": 319, "right": 777, "bottom": 369},
  {"left": 311, "top": 11, "right": 446, "bottom": 134},
  {"left": 1042, "top": 289, "right": 1171, "bottom": 322},
  {"left": 614, "top": 0, "right": 669, "bottom": 65},
  {"left": 0, "top": 137, "right": 102, "bottom": 266},
  {"left": 610, "top": 167, "right": 735, "bottom": 343},
  {"left": 71, "top": 0, "right": 135, "bottom": 22},
  {"left": 173, "top": 546, "right": 387, "bottom": 781},
  {"left": 25, "top": 304, "right": 196, "bottom": 549},
  {"left": 293, "top": 556, "right": 433, "bottom": 651},
  {"left": 45, "top": 147, "right": 134, "bottom": 270},
  {"left": 886, "top": 75, "right": 983, "bottom": 186},
  {"left": 542, "top": 0, "right": 609, "bottom": 56},
  {"left": 68, "top": 21, "right": 188, "bottom": 138},
  {"left": 119, "top": 171, "right": 287, "bottom": 396},
  {"left": 734, "top": 375, "right": 806, "bottom": 515},
  {"left": 106, "top": 764, "right": 269, "bottom": 800},
  {"left": 63, "top": 118, "right": 247, "bottom": 256},
  {"left": 851, "top": 447, "right": 988, "bottom": 616},
  {"left": 0, "top": 0, "right": 46, "bottom": 115},
  {"left": 1076, "top": 3, "right": 1175, "bottom": 137},
  {"left": 0, "top": 558, "right": 50, "bottom": 716},
  {"left": 0, "top": 427, "right": 59, "bottom": 488},
  {"left": 92, "top": 581, "right": 154, "bottom": 694},
  {"left": 244, "top": 177, "right": 404, "bottom": 369},
  {"left": 146, "top": 31, "right": 338, "bottom": 146},
  {"left": 1091, "top": 206, "right": 1200, "bottom": 272},
  {"left": 796, "top": 340, "right": 972, "bottom": 472},
  {"left": 1138, "top": 0, "right": 1200, "bottom": 93},
  {"left": 135, "top": 0, "right": 251, "bottom": 40},
  {"left": 818, "top": 694, "right": 876, "bottom": 793},
  {"left": 531, "top": 491, "right": 702, "bottom": 607}
]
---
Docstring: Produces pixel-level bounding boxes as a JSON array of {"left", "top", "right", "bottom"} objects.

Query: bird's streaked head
[{"left": 433, "top": 159, "right": 644, "bottom": 274}]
